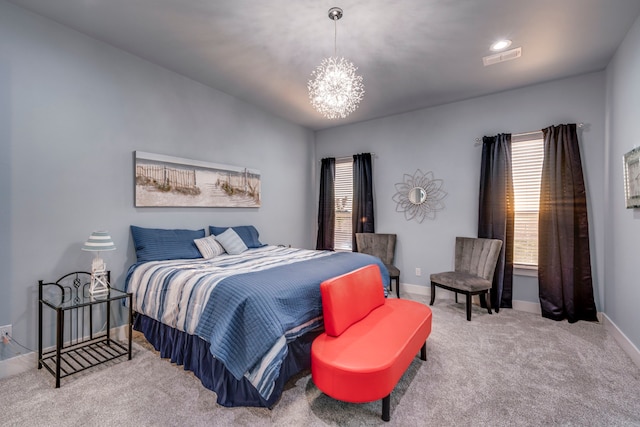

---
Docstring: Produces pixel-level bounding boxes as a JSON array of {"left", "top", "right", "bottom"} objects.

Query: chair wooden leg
[
  {"left": 466, "top": 293, "right": 472, "bottom": 321},
  {"left": 396, "top": 277, "right": 400, "bottom": 298},
  {"left": 455, "top": 293, "right": 458, "bottom": 303},
  {"left": 486, "top": 290, "right": 492, "bottom": 314},
  {"left": 429, "top": 283, "right": 436, "bottom": 305},
  {"left": 382, "top": 394, "right": 391, "bottom": 421}
]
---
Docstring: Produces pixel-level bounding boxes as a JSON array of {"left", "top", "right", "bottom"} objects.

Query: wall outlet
[
  {"left": 0, "top": 324, "right": 11, "bottom": 342},
  {"left": 415, "top": 268, "right": 421, "bottom": 276}
]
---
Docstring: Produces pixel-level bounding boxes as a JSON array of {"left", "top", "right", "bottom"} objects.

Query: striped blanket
[{"left": 125, "top": 246, "right": 389, "bottom": 401}]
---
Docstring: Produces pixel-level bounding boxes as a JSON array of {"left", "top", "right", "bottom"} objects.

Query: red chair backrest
[{"left": 320, "top": 264, "right": 386, "bottom": 337}]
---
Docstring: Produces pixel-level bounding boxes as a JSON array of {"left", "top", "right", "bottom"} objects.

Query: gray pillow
[{"left": 215, "top": 228, "right": 248, "bottom": 255}]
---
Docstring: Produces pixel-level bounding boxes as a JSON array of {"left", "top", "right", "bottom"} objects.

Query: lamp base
[{"left": 89, "top": 269, "right": 110, "bottom": 295}]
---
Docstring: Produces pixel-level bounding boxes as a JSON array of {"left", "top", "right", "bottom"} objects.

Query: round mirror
[{"left": 408, "top": 187, "right": 427, "bottom": 205}]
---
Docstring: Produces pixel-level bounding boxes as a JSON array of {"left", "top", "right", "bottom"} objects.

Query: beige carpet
[{"left": 2, "top": 293, "right": 640, "bottom": 426}]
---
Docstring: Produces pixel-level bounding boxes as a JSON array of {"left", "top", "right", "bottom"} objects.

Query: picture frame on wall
[
  {"left": 623, "top": 146, "right": 640, "bottom": 209},
  {"left": 134, "top": 151, "right": 261, "bottom": 208}
]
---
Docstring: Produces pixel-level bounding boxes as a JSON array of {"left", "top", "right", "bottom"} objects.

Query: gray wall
[
  {"left": 0, "top": 1, "right": 315, "bottom": 357},
  {"left": 315, "top": 72, "right": 606, "bottom": 309},
  {"left": 605, "top": 14, "right": 640, "bottom": 349}
]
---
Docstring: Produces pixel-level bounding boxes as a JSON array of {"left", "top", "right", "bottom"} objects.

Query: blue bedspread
[{"left": 195, "top": 251, "right": 389, "bottom": 381}]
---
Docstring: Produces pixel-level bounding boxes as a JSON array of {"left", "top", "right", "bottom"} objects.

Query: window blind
[
  {"left": 334, "top": 158, "right": 353, "bottom": 250},
  {"left": 512, "top": 132, "right": 544, "bottom": 266}
]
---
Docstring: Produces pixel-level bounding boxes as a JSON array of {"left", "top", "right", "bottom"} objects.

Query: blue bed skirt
[{"left": 134, "top": 314, "right": 321, "bottom": 408}]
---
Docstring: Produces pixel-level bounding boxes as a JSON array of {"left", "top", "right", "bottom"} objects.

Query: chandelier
[{"left": 308, "top": 7, "right": 364, "bottom": 119}]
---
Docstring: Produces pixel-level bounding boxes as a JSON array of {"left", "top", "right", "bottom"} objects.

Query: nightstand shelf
[{"left": 38, "top": 271, "right": 132, "bottom": 387}]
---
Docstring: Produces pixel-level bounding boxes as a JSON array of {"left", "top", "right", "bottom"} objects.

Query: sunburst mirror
[{"left": 392, "top": 169, "right": 447, "bottom": 223}]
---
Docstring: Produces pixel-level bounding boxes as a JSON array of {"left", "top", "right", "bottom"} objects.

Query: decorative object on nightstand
[
  {"left": 82, "top": 231, "right": 116, "bottom": 295},
  {"left": 392, "top": 169, "right": 447, "bottom": 223}
]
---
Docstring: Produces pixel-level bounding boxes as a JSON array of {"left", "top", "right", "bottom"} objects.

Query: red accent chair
[{"left": 311, "top": 264, "right": 432, "bottom": 421}]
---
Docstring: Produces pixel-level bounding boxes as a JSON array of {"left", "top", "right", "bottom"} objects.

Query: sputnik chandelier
[{"left": 308, "top": 7, "right": 364, "bottom": 119}]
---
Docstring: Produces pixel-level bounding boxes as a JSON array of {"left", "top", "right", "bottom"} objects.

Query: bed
[{"left": 125, "top": 225, "right": 389, "bottom": 408}]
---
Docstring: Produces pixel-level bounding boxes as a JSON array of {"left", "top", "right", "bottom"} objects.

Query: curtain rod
[
  {"left": 474, "top": 123, "right": 585, "bottom": 145},
  {"left": 319, "top": 153, "right": 377, "bottom": 162}
]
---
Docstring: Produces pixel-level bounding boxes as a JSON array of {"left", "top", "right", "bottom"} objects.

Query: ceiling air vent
[{"left": 482, "top": 47, "right": 522, "bottom": 66}]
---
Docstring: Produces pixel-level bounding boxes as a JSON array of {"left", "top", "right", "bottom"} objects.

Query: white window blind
[
  {"left": 512, "top": 132, "right": 544, "bottom": 267},
  {"left": 334, "top": 159, "right": 353, "bottom": 251}
]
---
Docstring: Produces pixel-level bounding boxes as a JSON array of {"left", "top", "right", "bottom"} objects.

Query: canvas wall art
[
  {"left": 134, "top": 151, "right": 261, "bottom": 208},
  {"left": 623, "top": 146, "right": 640, "bottom": 209}
]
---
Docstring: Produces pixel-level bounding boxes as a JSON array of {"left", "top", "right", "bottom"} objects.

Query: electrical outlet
[
  {"left": 415, "top": 268, "right": 421, "bottom": 276},
  {"left": 0, "top": 324, "right": 11, "bottom": 342}
]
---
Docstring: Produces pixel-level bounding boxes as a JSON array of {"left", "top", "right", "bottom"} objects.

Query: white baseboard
[
  {"left": 0, "top": 324, "right": 131, "bottom": 381},
  {"left": 0, "top": 351, "right": 36, "bottom": 379},
  {"left": 401, "top": 282, "right": 540, "bottom": 312},
  {"left": 399, "top": 282, "right": 430, "bottom": 296},
  {"left": 602, "top": 313, "right": 640, "bottom": 369},
  {"left": 511, "top": 300, "right": 542, "bottom": 314}
]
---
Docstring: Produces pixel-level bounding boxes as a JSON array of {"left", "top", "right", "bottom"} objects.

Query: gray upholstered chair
[
  {"left": 355, "top": 233, "right": 401, "bottom": 298},
  {"left": 429, "top": 237, "right": 503, "bottom": 321}
]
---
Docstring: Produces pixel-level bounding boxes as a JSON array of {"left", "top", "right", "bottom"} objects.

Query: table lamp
[{"left": 81, "top": 231, "right": 116, "bottom": 295}]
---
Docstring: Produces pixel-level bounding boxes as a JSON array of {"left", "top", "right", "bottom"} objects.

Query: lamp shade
[{"left": 82, "top": 231, "right": 116, "bottom": 252}]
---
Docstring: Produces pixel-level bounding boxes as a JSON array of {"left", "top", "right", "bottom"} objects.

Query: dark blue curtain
[
  {"left": 352, "top": 153, "right": 375, "bottom": 250},
  {"left": 478, "top": 134, "right": 514, "bottom": 310},
  {"left": 316, "top": 157, "right": 335, "bottom": 250},
  {"left": 538, "top": 124, "right": 597, "bottom": 322}
]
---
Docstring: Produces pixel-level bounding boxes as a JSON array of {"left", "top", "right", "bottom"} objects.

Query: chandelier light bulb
[{"left": 308, "top": 57, "right": 364, "bottom": 119}]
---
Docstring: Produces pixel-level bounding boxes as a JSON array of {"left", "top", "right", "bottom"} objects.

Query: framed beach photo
[
  {"left": 134, "top": 151, "right": 261, "bottom": 208},
  {"left": 623, "top": 146, "right": 640, "bottom": 209}
]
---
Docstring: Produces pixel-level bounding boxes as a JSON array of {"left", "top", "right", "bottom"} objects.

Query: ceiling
[{"left": 8, "top": 0, "right": 640, "bottom": 130}]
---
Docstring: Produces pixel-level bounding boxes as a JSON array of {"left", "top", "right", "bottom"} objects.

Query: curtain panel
[
  {"left": 352, "top": 153, "right": 375, "bottom": 250},
  {"left": 538, "top": 124, "right": 597, "bottom": 322},
  {"left": 478, "top": 133, "right": 515, "bottom": 310},
  {"left": 316, "top": 157, "right": 335, "bottom": 251}
]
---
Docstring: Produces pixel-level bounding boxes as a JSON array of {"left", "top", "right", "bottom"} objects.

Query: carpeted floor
[{"left": 2, "top": 293, "right": 640, "bottom": 426}]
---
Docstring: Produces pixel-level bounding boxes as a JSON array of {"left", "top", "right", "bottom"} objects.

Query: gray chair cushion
[{"left": 430, "top": 271, "right": 492, "bottom": 292}]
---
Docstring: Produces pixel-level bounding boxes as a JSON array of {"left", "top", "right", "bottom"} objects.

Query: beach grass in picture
[{"left": 134, "top": 151, "right": 261, "bottom": 208}]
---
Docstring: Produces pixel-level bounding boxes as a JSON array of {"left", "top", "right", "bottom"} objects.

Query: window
[
  {"left": 334, "top": 158, "right": 353, "bottom": 250},
  {"left": 512, "top": 131, "right": 544, "bottom": 268}
]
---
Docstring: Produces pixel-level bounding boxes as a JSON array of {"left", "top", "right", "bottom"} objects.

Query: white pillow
[
  {"left": 194, "top": 235, "right": 226, "bottom": 259},
  {"left": 215, "top": 228, "right": 248, "bottom": 255}
]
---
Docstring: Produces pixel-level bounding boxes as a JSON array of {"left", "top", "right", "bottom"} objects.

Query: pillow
[
  {"left": 209, "top": 225, "right": 265, "bottom": 248},
  {"left": 194, "top": 235, "right": 226, "bottom": 259},
  {"left": 130, "top": 226, "right": 205, "bottom": 262},
  {"left": 215, "top": 228, "right": 248, "bottom": 255}
]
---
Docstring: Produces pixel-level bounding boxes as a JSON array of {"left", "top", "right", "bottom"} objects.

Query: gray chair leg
[
  {"left": 466, "top": 293, "right": 472, "bottom": 321},
  {"left": 429, "top": 283, "right": 436, "bottom": 305},
  {"left": 486, "top": 290, "right": 492, "bottom": 314}
]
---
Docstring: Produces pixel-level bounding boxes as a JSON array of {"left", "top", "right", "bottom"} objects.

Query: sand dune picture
[{"left": 134, "top": 151, "right": 260, "bottom": 208}]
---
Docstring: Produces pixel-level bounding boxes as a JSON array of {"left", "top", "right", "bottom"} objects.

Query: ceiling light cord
[{"left": 333, "top": 15, "right": 338, "bottom": 58}]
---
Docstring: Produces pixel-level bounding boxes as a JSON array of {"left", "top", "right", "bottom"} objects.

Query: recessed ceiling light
[{"left": 490, "top": 39, "right": 512, "bottom": 51}]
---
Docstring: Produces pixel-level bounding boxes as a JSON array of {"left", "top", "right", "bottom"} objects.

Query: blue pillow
[
  {"left": 209, "top": 225, "right": 265, "bottom": 248},
  {"left": 130, "top": 226, "right": 205, "bottom": 262}
]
